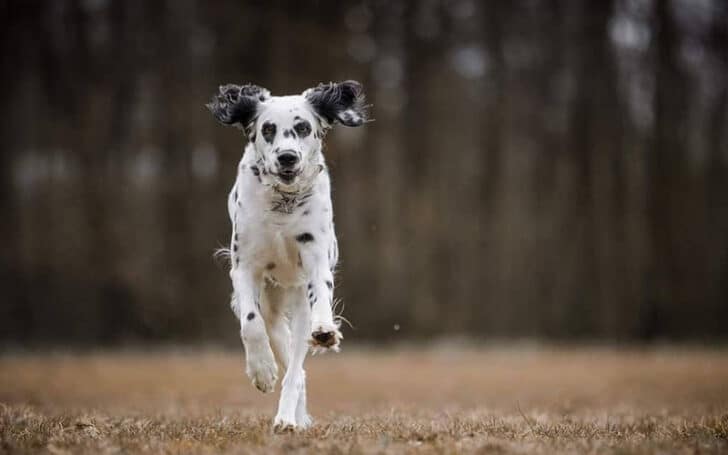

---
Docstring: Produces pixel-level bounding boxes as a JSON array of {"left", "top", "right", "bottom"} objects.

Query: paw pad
[{"left": 313, "top": 331, "right": 334, "bottom": 346}]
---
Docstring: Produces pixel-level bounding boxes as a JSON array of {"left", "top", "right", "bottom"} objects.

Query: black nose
[{"left": 277, "top": 152, "right": 299, "bottom": 168}]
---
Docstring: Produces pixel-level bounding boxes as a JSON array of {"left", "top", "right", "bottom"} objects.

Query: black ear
[
  {"left": 206, "top": 84, "right": 270, "bottom": 130},
  {"left": 304, "top": 80, "right": 368, "bottom": 127}
]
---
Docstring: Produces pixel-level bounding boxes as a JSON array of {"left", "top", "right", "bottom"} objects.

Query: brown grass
[{"left": 1, "top": 346, "right": 727, "bottom": 454}]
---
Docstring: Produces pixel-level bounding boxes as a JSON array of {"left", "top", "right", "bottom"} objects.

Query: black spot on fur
[
  {"left": 233, "top": 190, "right": 238, "bottom": 200},
  {"left": 326, "top": 280, "right": 333, "bottom": 290},
  {"left": 246, "top": 312, "right": 255, "bottom": 321},
  {"left": 251, "top": 165, "right": 260, "bottom": 176},
  {"left": 234, "top": 233, "right": 238, "bottom": 241},
  {"left": 307, "top": 282, "right": 312, "bottom": 289},
  {"left": 283, "top": 129, "right": 296, "bottom": 139},
  {"left": 296, "top": 233, "right": 314, "bottom": 243},
  {"left": 303, "top": 210, "right": 310, "bottom": 216},
  {"left": 266, "top": 262, "right": 276, "bottom": 270},
  {"left": 294, "top": 120, "right": 312, "bottom": 138},
  {"left": 305, "top": 80, "right": 367, "bottom": 127},
  {"left": 262, "top": 122, "right": 276, "bottom": 143},
  {"left": 233, "top": 244, "right": 238, "bottom": 252}
]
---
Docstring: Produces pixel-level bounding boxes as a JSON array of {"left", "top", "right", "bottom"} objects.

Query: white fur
[{"left": 226, "top": 93, "right": 342, "bottom": 431}]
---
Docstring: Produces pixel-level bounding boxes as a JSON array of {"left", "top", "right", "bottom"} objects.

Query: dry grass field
[{"left": 1, "top": 346, "right": 727, "bottom": 454}]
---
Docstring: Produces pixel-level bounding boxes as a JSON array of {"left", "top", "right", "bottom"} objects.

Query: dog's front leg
[
  {"left": 299, "top": 246, "right": 342, "bottom": 352},
  {"left": 231, "top": 268, "right": 277, "bottom": 393},
  {"left": 273, "top": 288, "right": 311, "bottom": 432}
]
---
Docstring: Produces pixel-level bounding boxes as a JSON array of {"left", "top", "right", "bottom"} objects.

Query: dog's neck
[
  {"left": 266, "top": 161, "right": 324, "bottom": 213},
  {"left": 268, "top": 187, "right": 313, "bottom": 214}
]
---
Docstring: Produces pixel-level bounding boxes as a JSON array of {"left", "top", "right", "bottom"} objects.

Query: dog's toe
[
  {"left": 245, "top": 346, "right": 278, "bottom": 393},
  {"left": 296, "top": 413, "right": 313, "bottom": 429},
  {"left": 272, "top": 418, "right": 298, "bottom": 434}
]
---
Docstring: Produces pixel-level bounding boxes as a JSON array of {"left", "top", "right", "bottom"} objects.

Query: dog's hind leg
[
  {"left": 260, "top": 285, "right": 290, "bottom": 372},
  {"left": 263, "top": 286, "right": 312, "bottom": 428},
  {"left": 294, "top": 369, "right": 312, "bottom": 428}
]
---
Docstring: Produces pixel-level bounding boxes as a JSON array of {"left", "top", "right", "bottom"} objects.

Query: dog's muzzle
[{"left": 276, "top": 151, "right": 300, "bottom": 183}]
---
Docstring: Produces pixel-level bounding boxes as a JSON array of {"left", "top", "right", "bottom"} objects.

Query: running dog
[{"left": 207, "top": 80, "right": 367, "bottom": 431}]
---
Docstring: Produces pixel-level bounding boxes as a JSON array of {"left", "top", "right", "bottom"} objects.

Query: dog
[{"left": 206, "top": 80, "right": 368, "bottom": 431}]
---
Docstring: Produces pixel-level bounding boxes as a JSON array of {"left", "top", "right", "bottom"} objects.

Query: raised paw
[
  {"left": 245, "top": 344, "right": 278, "bottom": 393},
  {"left": 309, "top": 323, "right": 343, "bottom": 353}
]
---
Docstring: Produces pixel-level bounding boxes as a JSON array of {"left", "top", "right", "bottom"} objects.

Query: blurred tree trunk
[
  {"left": 705, "top": 10, "right": 728, "bottom": 332},
  {"left": 644, "top": 0, "right": 689, "bottom": 340},
  {"left": 587, "top": 0, "right": 627, "bottom": 339},
  {"left": 401, "top": 2, "right": 441, "bottom": 336},
  {"left": 564, "top": 1, "right": 607, "bottom": 337},
  {"left": 0, "top": 2, "right": 23, "bottom": 340},
  {"left": 475, "top": 1, "right": 508, "bottom": 337},
  {"left": 369, "top": 4, "right": 407, "bottom": 338}
]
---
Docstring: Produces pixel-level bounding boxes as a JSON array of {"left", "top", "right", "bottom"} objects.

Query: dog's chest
[
  {"left": 234, "top": 164, "right": 333, "bottom": 288},
  {"left": 256, "top": 228, "right": 305, "bottom": 287}
]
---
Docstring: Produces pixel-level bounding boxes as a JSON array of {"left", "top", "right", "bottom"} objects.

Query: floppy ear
[
  {"left": 206, "top": 83, "right": 270, "bottom": 130},
  {"left": 304, "top": 80, "right": 368, "bottom": 127}
]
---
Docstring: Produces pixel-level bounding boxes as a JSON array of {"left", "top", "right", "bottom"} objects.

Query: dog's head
[{"left": 207, "top": 81, "right": 367, "bottom": 190}]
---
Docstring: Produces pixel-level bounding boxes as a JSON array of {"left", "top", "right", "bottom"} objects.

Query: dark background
[{"left": 1, "top": 0, "right": 727, "bottom": 347}]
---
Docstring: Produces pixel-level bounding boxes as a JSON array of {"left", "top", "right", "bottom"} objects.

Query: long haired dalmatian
[{"left": 207, "top": 80, "right": 367, "bottom": 431}]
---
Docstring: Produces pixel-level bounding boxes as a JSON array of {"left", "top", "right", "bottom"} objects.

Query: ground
[{"left": 1, "top": 346, "right": 726, "bottom": 454}]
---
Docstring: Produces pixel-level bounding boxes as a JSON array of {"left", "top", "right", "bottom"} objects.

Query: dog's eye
[
  {"left": 262, "top": 123, "right": 276, "bottom": 141},
  {"left": 294, "top": 121, "right": 311, "bottom": 138}
]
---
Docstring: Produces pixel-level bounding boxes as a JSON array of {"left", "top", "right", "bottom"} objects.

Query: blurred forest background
[{"left": 1, "top": 0, "right": 727, "bottom": 347}]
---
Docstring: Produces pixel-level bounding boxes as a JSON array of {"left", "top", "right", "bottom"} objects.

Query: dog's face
[
  {"left": 251, "top": 96, "right": 322, "bottom": 187},
  {"left": 207, "top": 81, "right": 367, "bottom": 190}
]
